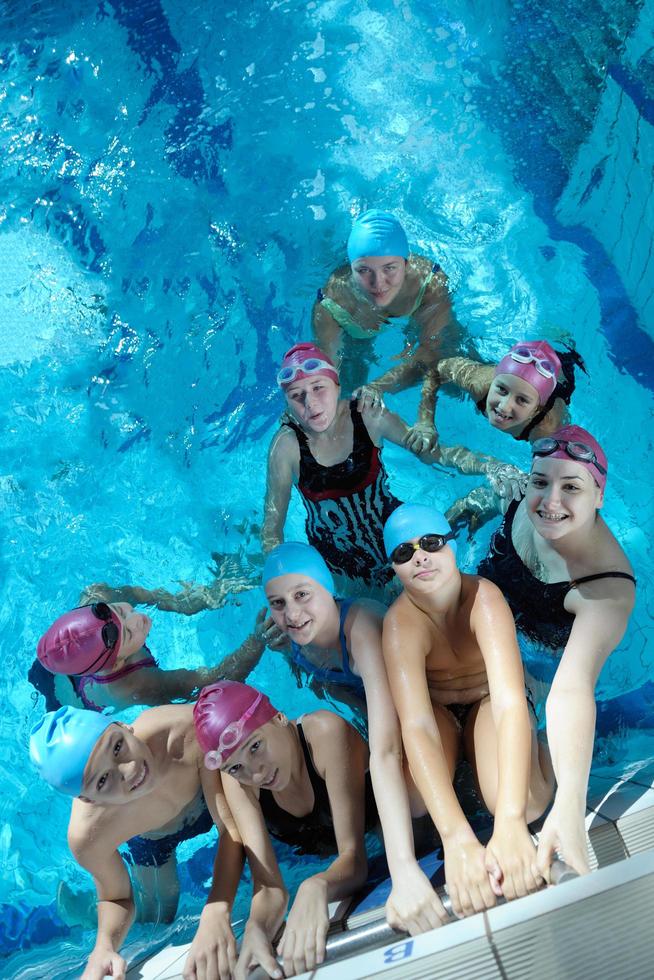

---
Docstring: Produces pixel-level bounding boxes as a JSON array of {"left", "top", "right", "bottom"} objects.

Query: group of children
[{"left": 28, "top": 209, "right": 636, "bottom": 980}]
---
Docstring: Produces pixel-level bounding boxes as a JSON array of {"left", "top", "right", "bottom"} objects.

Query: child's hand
[
  {"left": 444, "top": 837, "right": 497, "bottom": 918},
  {"left": 254, "top": 608, "right": 289, "bottom": 651},
  {"left": 404, "top": 421, "right": 439, "bottom": 455},
  {"left": 277, "top": 878, "right": 329, "bottom": 977},
  {"left": 485, "top": 820, "right": 542, "bottom": 901}
]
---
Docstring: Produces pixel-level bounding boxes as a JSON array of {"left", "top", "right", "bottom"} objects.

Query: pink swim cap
[
  {"left": 277, "top": 343, "right": 339, "bottom": 389},
  {"left": 494, "top": 341, "right": 562, "bottom": 405},
  {"left": 37, "top": 604, "right": 122, "bottom": 676},
  {"left": 533, "top": 425, "right": 608, "bottom": 492},
  {"left": 193, "top": 681, "right": 278, "bottom": 770}
]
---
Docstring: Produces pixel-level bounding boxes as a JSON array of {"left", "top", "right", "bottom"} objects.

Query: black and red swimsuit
[{"left": 284, "top": 401, "right": 401, "bottom": 588}]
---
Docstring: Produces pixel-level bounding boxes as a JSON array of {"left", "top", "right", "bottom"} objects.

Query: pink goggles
[
  {"left": 510, "top": 346, "right": 557, "bottom": 380},
  {"left": 204, "top": 692, "right": 266, "bottom": 770}
]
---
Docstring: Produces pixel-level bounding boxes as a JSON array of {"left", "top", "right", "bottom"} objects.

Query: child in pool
[
  {"left": 437, "top": 340, "right": 585, "bottom": 442},
  {"left": 477, "top": 426, "right": 636, "bottom": 875},
  {"left": 29, "top": 704, "right": 247, "bottom": 980},
  {"left": 263, "top": 342, "right": 526, "bottom": 596},
  {"left": 262, "top": 541, "right": 448, "bottom": 934},
  {"left": 313, "top": 209, "right": 458, "bottom": 452},
  {"left": 194, "top": 680, "right": 384, "bottom": 979},
  {"left": 30, "top": 600, "right": 273, "bottom": 713},
  {"left": 382, "top": 504, "right": 553, "bottom": 919}
]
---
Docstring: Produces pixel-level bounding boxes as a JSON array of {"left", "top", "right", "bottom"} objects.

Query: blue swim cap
[
  {"left": 262, "top": 542, "right": 335, "bottom": 595},
  {"left": 383, "top": 504, "right": 457, "bottom": 561},
  {"left": 347, "top": 210, "right": 410, "bottom": 263},
  {"left": 29, "top": 706, "right": 116, "bottom": 797}
]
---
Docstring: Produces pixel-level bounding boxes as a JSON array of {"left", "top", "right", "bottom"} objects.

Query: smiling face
[
  {"left": 111, "top": 602, "right": 152, "bottom": 661},
  {"left": 351, "top": 255, "right": 407, "bottom": 307},
  {"left": 284, "top": 375, "right": 340, "bottom": 433},
  {"left": 265, "top": 573, "right": 335, "bottom": 646},
  {"left": 526, "top": 457, "right": 603, "bottom": 539},
  {"left": 486, "top": 374, "right": 540, "bottom": 433},
  {"left": 81, "top": 723, "right": 155, "bottom": 804},
  {"left": 392, "top": 535, "right": 458, "bottom": 596},
  {"left": 221, "top": 717, "right": 293, "bottom": 792}
]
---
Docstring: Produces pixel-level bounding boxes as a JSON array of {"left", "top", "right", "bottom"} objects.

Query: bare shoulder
[
  {"left": 68, "top": 800, "right": 120, "bottom": 861},
  {"left": 323, "top": 264, "right": 354, "bottom": 299},
  {"left": 347, "top": 598, "right": 386, "bottom": 628},
  {"left": 269, "top": 424, "right": 299, "bottom": 458},
  {"left": 383, "top": 593, "right": 432, "bottom": 651},
  {"left": 302, "top": 711, "right": 364, "bottom": 778},
  {"left": 133, "top": 703, "right": 193, "bottom": 740},
  {"left": 302, "top": 709, "right": 351, "bottom": 741}
]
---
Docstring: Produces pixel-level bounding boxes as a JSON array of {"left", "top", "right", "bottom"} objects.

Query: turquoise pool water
[{"left": 3, "top": 0, "right": 654, "bottom": 975}]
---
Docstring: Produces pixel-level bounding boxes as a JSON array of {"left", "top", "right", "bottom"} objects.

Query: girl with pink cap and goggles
[
  {"left": 194, "top": 680, "right": 378, "bottom": 976},
  {"left": 437, "top": 339, "right": 585, "bottom": 442},
  {"left": 477, "top": 423, "right": 635, "bottom": 881},
  {"left": 30, "top": 599, "right": 270, "bottom": 714}
]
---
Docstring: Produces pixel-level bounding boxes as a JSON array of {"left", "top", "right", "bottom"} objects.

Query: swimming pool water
[{"left": 2, "top": 0, "right": 654, "bottom": 975}]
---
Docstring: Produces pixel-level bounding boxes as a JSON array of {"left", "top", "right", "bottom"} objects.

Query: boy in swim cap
[
  {"left": 262, "top": 542, "right": 449, "bottom": 938},
  {"left": 313, "top": 209, "right": 460, "bottom": 453},
  {"left": 193, "top": 680, "right": 377, "bottom": 978},
  {"left": 437, "top": 339, "right": 585, "bottom": 442},
  {"left": 29, "top": 703, "right": 250, "bottom": 980},
  {"left": 31, "top": 599, "right": 271, "bottom": 713},
  {"left": 382, "top": 504, "right": 553, "bottom": 919}
]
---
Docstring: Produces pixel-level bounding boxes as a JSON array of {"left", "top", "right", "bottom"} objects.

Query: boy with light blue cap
[
  {"left": 382, "top": 502, "right": 553, "bottom": 922},
  {"left": 28, "top": 703, "right": 248, "bottom": 980},
  {"left": 313, "top": 208, "right": 456, "bottom": 455}
]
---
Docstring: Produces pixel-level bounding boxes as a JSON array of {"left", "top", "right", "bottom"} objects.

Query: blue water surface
[{"left": 2, "top": 0, "right": 654, "bottom": 976}]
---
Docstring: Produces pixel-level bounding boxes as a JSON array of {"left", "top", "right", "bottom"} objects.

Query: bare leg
[{"left": 464, "top": 697, "right": 554, "bottom": 822}]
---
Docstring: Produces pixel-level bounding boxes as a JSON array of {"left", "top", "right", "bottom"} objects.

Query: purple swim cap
[
  {"left": 37, "top": 604, "right": 122, "bottom": 676},
  {"left": 532, "top": 424, "right": 608, "bottom": 492},
  {"left": 494, "top": 341, "right": 562, "bottom": 405},
  {"left": 194, "top": 681, "right": 278, "bottom": 770}
]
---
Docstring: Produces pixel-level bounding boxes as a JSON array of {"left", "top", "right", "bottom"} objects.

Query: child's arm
[
  {"left": 470, "top": 579, "right": 541, "bottom": 899},
  {"left": 69, "top": 828, "right": 134, "bottom": 980},
  {"left": 277, "top": 713, "right": 369, "bottom": 977},
  {"left": 348, "top": 605, "right": 448, "bottom": 934},
  {"left": 261, "top": 428, "right": 296, "bottom": 555},
  {"left": 382, "top": 605, "right": 496, "bottom": 918}
]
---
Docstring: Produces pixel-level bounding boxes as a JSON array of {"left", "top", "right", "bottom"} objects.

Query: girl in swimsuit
[
  {"left": 31, "top": 600, "right": 271, "bottom": 712},
  {"left": 262, "top": 541, "right": 450, "bottom": 937},
  {"left": 263, "top": 343, "right": 527, "bottom": 597},
  {"left": 194, "top": 680, "right": 379, "bottom": 979},
  {"left": 438, "top": 340, "right": 585, "bottom": 442},
  {"left": 312, "top": 209, "right": 457, "bottom": 453},
  {"left": 477, "top": 425, "right": 636, "bottom": 877}
]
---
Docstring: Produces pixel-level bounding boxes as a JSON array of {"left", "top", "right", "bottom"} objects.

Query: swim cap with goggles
[
  {"left": 37, "top": 602, "right": 123, "bottom": 676},
  {"left": 277, "top": 343, "right": 340, "bottom": 389},
  {"left": 383, "top": 504, "right": 457, "bottom": 563},
  {"left": 29, "top": 706, "right": 116, "bottom": 796},
  {"left": 347, "top": 209, "right": 410, "bottom": 263},
  {"left": 494, "top": 342, "right": 562, "bottom": 405},
  {"left": 194, "top": 681, "right": 278, "bottom": 770},
  {"left": 263, "top": 542, "right": 335, "bottom": 595},
  {"left": 531, "top": 425, "right": 607, "bottom": 492}
]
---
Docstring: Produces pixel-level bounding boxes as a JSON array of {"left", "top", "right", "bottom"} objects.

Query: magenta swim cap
[
  {"left": 37, "top": 604, "right": 122, "bottom": 676},
  {"left": 277, "top": 342, "right": 339, "bottom": 389},
  {"left": 193, "top": 681, "right": 278, "bottom": 770},
  {"left": 494, "top": 341, "right": 562, "bottom": 405},
  {"left": 532, "top": 425, "right": 608, "bottom": 492}
]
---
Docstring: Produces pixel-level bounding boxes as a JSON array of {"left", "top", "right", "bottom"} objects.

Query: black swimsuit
[
  {"left": 258, "top": 722, "right": 377, "bottom": 855},
  {"left": 285, "top": 401, "right": 401, "bottom": 588},
  {"left": 478, "top": 499, "right": 636, "bottom": 652}
]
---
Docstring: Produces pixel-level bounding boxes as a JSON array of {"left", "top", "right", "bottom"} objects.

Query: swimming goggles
[
  {"left": 89, "top": 602, "right": 121, "bottom": 651},
  {"left": 531, "top": 437, "right": 607, "bottom": 475},
  {"left": 510, "top": 347, "right": 557, "bottom": 380},
  {"left": 204, "top": 692, "right": 265, "bottom": 770},
  {"left": 390, "top": 532, "right": 456, "bottom": 565},
  {"left": 277, "top": 358, "right": 336, "bottom": 387}
]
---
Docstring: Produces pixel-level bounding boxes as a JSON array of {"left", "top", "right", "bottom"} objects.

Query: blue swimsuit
[{"left": 290, "top": 598, "right": 365, "bottom": 698}]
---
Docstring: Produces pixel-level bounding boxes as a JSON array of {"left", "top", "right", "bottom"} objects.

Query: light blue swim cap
[
  {"left": 383, "top": 504, "right": 457, "bottom": 560},
  {"left": 29, "top": 706, "right": 116, "bottom": 797},
  {"left": 262, "top": 542, "right": 335, "bottom": 595},
  {"left": 347, "top": 209, "right": 410, "bottom": 263}
]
